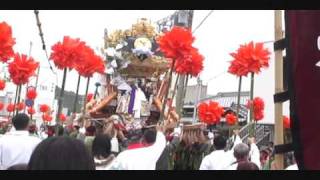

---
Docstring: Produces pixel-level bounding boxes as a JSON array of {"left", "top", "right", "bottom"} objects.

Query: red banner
[{"left": 286, "top": 10, "right": 320, "bottom": 170}]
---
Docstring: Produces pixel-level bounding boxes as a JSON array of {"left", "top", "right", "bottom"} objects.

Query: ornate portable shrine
[{"left": 88, "top": 18, "right": 178, "bottom": 132}]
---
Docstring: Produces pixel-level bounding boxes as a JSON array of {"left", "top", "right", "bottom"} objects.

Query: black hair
[
  {"left": 92, "top": 134, "right": 111, "bottom": 159},
  {"left": 213, "top": 134, "right": 227, "bottom": 150},
  {"left": 28, "top": 136, "right": 95, "bottom": 170},
  {"left": 56, "top": 125, "right": 64, "bottom": 136},
  {"left": 12, "top": 113, "right": 30, "bottom": 130},
  {"left": 142, "top": 129, "right": 156, "bottom": 144}
]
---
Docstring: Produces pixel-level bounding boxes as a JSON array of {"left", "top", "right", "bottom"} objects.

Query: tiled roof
[{"left": 200, "top": 91, "right": 250, "bottom": 107}]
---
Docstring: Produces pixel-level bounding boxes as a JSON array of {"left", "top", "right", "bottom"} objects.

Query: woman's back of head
[{"left": 28, "top": 136, "right": 95, "bottom": 170}]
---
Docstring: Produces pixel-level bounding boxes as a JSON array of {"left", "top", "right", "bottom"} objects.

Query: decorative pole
[
  {"left": 274, "top": 10, "right": 284, "bottom": 170},
  {"left": 13, "top": 85, "right": 19, "bottom": 116},
  {"left": 14, "top": 85, "right": 22, "bottom": 116},
  {"left": 72, "top": 74, "right": 81, "bottom": 113},
  {"left": 83, "top": 77, "right": 90, "bottom": 115},
  {"left": 236, "top": 76, "right": 242, "bottom": 126},
  {"left": 160, "top": 59, "right": 176, "bottom": 122},
  {"left": 249, "top": 72, "right": 255, "bottom": 137},
  {"left": 55, "top": 68, "right": 67, "bottom": 136}
]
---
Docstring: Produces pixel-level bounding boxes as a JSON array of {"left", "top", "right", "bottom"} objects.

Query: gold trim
[{"left": 105, "top": 18, "right": 158, "bottom": 48}]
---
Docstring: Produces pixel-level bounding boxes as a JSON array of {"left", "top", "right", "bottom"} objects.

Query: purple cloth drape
[{"left": 128, "top": 87, "right": 136, "bottom": 114}]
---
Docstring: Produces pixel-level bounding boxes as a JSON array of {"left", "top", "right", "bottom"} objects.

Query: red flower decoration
[
  {"left": 253, "top": 97, "right": 264, "bottom": 111},
  {"left": 0, "top": 79, "right": 6, "bottom": 90},
  {"left": 228, "top": 41, "right": 271, "bottom": 77},
  {"left": 74, "top": 46, "right": 105, "bottom": 77},
  {"left": 50, "top": 36, "right": 87, "bottom": 70},
  {"left": 157, "top": 26, "right": 203, "bottom": 77},
  {"left": 59, "top": 113, "right": 66, "bottom": 122},
  {"left": 0, "top": 21, "right": 15, "bottom": 63},
  {"left": 247, "top": 97, "right": 265, "bottom": 121},
  {"left": 87, "top": 93, "right": 94, "bottom": 102},
  {"left": 6, "top": 103, "right": 15, "bottom": 112},
  {"left": 42, "top": 114, "right": 52, "bottom": 122},
  {"left": 26, "top": 88, "right": 37, "bottom": 100},
  {"left": 283, "top": 115, "right": 290, "bottom": 129},
  {"left": 198, "top": 101, "right": 224, "bottom": 125},
  {"left": 174, "top": 47, "right": 204, "bottom": 77},
  {"left": 254, "top": 111, "right": 264, "bottom": 121},
  {"left": 16, "top": 102, "right": 25, "bottom": 111},
  {"left": 8, "top": 53, "right": 39, "bottom": 85},
  {"left": 226, "top": 113, "right": 237, "bottom": 125},
  {"left": 0, "top": 102, "right": 4, "bottom": 111},
  {"left": 27, "top": 107, "right": 36, "bottom": 115},
  {"left": 157, "top": 26, "right": 194, "bottom": 59},
  {"left": 40, "top": 104, "right": 50, "bottom": 113}
]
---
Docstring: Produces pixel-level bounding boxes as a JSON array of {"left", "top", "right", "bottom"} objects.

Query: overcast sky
[{"left": 0, "top": 10, "right": 288, "bottom": 123}]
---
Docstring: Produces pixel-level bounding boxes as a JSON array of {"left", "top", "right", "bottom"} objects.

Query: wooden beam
[{"left": 274, "top": 10, "right": 284, "bottom": 170}]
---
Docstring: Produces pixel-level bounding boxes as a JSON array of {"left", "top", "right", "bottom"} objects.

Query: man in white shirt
[
  {"left": 0, "top": 113, "right": 41, "bottom": 170},
  {"left": 226, "top": 139, "right": 261, "bottom": 170},
  {"left": 109, "top": 124, "right": 166, "bottom": 170},
  {"left": 200, "top": 130, "right": 242, "bottom": 170}
]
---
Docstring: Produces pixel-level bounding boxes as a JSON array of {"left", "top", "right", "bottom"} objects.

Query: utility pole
[{"left": 175, "top": 10, "right": 194, "bottom": 119}]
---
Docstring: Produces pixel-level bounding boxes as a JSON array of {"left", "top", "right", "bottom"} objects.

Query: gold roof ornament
[
  {"left": 106, "top": 18, "right": 158, "bottom": 48},
  {"left": 104, "top": 18, "right": 169, "bottom": 78}
]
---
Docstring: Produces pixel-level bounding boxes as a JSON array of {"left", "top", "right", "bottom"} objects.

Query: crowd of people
[{"left": 0, "top": 113, "right": 297, "bottom": 170}]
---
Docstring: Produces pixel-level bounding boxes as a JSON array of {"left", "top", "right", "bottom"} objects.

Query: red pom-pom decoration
[
  {"left": 6, "top": 103, "right": 15, "bottom": 112},
  {"left": 8, "top": 53, "right": 39, "bottom": 85},
  {"left": 26, "top": 88, "right": 37, "bottom": 100},
  {"left": 228, "top": 41, "right": 271, "bottom": 77},
  {"left": 0, "top": 21, "right": 15, "bottom": 63},
  {"left": 0, "top": 79, "right": 6, "bottom": 90},
  {"left": 283, "top": 115, "right": 290, "bottom": 129},
  {"left": 27, "top": 107, "right": 36, "bottom": 115},
  {"left": 40, "top": 104, "right": 50, "bottom": 113},
  {"left": 198, "top": 101, "right": 224, "bottom": 125},
  {"left": 226, "top": 113, "right": 237, "bottom": 125}
]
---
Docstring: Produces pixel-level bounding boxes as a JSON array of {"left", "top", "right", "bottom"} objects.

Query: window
[{"left": 183, "top": 108, "right": 194, "bottom": 118}]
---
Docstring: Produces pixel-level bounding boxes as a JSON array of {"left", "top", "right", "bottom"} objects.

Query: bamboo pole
[
  {"left": 181, "top": 74, "right": 189, "bottom": 114},
  {"left": 15, "top": 85, "right": 22, "bottom": 116},
  {"left": 160, "top": 59, "right": 176, "bottom": 122},
  {"left": 13, "top": 85, "right": 19, "bottom": 116},
  {"left": 55, "top": 68, "right": 67, "bottom": 136},
  {"left": 73, "top": 74, "right": 81, "bottom": 113},
  {"left": 171, "top": 74, "right": 180, "bottom": 102},
  {"left": 274, "top": 10, "right": 284, "bottom": 170},
  {"left": 236, "top": 76, "right": 242, "bottom": 126},
  {"left": 83, "top": 77, "right": 90, "bottom": 115},
  {"left": 249, "top": 72, "right": 255, "bottom": 137}
]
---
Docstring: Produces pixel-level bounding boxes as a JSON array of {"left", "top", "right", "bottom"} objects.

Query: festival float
[{"left": 86, "top": 18, "right": 181, "bottom": 137}]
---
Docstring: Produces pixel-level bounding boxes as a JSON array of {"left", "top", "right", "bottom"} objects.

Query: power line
[{"left": 192, "top": 10, "right": 214, "bottom": 34}]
